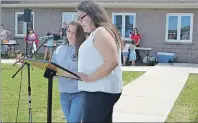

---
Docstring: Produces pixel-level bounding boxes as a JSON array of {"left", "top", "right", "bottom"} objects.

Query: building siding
[
  {"left": 107, "top": 8, "right": 198, "bottom": 63},
  {"left": 1, "top": 8, "right": 198, "bottom": 63},
  {"left": 1, "top": 8, "right": 75, "bottom": 53},
  {"left": 2, "top": 0, "right": 198, "bottom": 4}
]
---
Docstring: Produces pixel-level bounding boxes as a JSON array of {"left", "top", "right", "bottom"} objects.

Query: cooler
[{"left": 156, "top": 52, "right": 175, "bottom": 63}]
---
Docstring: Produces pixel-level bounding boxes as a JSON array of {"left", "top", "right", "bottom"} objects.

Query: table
[
  {"left": 135, "top": 47, "right": 153, "bottom": 62},
  {"left": 1, "top": 43, "right": 19, "bottom": 57}
]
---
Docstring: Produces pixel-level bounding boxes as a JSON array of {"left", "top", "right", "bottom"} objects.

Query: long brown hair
[
  {"left": 77, "top": 0, "right": 122, "bottom": 48},
  {"left": 67, "top": 21, "right": 85, "bottom": 56}
]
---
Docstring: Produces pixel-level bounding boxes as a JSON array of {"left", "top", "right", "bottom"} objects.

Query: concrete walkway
[
  {"left": 1, "top": 59, "right": 16, "bottom": 64},
  {"left": 122, "top": 66, "right": 153, "bottom": 72},
  {"left": 113, "top": 63, "right": 198, "bottom": 122}
]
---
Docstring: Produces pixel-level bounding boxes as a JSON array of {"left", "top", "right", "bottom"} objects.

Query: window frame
[
  {"left": 15, "top": 12, "right": 35, "bottom": 37},
  {"left": 112, "top": 13, "right": 136, "bottom": 40},
  {"left": 165, "top": 13, "right": 193, "bottom": 43},
  {"left": 61, "top": 12, "right": 77, "bottom": 27}
]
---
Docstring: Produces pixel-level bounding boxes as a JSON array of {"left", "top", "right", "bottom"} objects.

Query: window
[
  {"left": 112, "top": 13, "right": 136, "bottom": 39},
  {"left": 62, "top": 12, "right": 77, "bottom": 26},
  {"left": 165, "top": 13, "right": 193, "bottom": 43},
  {"left": 15, "top": 12, "right": 34, "bottom": 37}
]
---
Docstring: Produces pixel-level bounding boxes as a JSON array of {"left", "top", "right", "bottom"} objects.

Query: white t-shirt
[
  {"left": 1, "top": 29, "right": 8, "bottom": 40},
  {"left": 122, "top": 43, "right": 130, "bottom": 52}
]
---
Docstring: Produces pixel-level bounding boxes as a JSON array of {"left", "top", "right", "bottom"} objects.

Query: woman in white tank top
[{"left": 76, "top": 1, "right": 123, "bottom": 122}]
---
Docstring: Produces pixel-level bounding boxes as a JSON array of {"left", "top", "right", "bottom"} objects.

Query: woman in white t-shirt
[{"left": 76, "top": 1, "right": 123, "bottom": 122}]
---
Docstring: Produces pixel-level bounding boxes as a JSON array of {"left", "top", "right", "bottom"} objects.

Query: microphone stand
[
  {"left": 12, "top": 37, "right": 48, "bottom": 123},
  {"left": 43, "top": 68, "right": 56, "bottom": 123}
]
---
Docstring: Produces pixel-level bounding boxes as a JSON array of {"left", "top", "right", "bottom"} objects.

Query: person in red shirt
[{"left": 131, "top": 28, "right": 141, "bottom": 60}]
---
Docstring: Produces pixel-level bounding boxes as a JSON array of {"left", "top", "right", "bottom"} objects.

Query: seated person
[{"left": 1, "top": 24, "right": 11, "bottom": 55}]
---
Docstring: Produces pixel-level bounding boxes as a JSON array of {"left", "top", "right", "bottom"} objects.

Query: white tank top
[{"left": 78, "top": 27, "right": 123, "bottom": 93}]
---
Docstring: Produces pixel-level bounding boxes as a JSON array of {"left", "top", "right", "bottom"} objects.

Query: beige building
[{"left": 1, "top": 0, "right": 198, "bottom": 63}]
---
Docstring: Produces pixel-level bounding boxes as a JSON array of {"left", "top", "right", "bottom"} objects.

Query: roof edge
[{"left": 1, "top": 3, "right": 198, "bottom": 9}]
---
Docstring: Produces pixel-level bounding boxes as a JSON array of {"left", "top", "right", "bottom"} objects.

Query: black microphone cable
[{"left": 15, "top": 64, "right": 24, "bottom": 123}]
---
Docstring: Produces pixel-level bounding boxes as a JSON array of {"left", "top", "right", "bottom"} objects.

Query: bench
[
  {"left": 1, "top": 40, "right": 19, "bottom": 57},
  {"left": 123, "top": 40, "right": 153, "bottom": 58},
  {"left": 135, "top": 47, "right": 153, "bottom": 62}
]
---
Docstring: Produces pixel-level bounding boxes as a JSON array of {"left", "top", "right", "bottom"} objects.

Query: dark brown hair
[
  {"left": 28, "top": 28, "right": 34, "bottom": 34},
  {"left": 77, "top": 0, "right": 122, "bottom": 47},
  {"left": 67, "top": 21, "right": 85, "bottom": 56},
  {"left": 133, "top": 28, "right": 139, "bottom": 34}
]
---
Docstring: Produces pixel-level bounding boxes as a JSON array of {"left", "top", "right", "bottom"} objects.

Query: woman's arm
[
  {"left": 87, "top": 27, "right": 119, "bottom": 82},
  {"left": 35, "top": 34, "right": 39, "bottom": 45},
  {"left": 6, "top": 29, "right": 11, "bottom": 37},
  {"left": 121, "top": 39, "right": 125, "bottom": 50},
  {"left": 57, "top": 69, "right": 80, "bottom": 80},
  {"left": 137, "top": 39, "right": 140, "bottom": 45},
  {"left": 24, "top": 36, "right": 28, "bottom": 42},
  {"left": 136, "top": 34, "right": 141, "bottom": 45}
]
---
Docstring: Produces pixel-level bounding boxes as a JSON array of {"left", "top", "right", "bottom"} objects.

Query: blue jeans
[{"left": 60, "top": 92, "right": 85, "bottom": 122}]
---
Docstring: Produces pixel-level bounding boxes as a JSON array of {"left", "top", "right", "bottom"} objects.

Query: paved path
[
  {"left": 122, "top": 66, "right": 153, "bottom": 72},
  {"left": 1, "top": 59, "right": 16, "bottom": 64},
  {"left": 113, "top": 63, "right": 198, "bottom": 122}
]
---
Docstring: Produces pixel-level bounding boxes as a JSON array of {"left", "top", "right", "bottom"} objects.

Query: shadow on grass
[{"left": 194, "top": 113, "right": 198, "bottom": 122}]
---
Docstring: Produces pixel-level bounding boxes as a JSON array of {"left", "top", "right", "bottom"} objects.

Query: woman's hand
[{"left": 76, "top": 72, "right": 91, "bottom": 82}]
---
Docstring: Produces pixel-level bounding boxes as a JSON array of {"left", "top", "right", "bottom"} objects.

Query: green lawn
[
  {"left": 166, "top": 74, "right": 198, "bottom": 122},
  {"left": 1, "top": 63, "right": 144, "bottom": 122}
]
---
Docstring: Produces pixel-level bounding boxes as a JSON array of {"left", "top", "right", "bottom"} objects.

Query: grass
[
  {"left": 166, "top": 74, "right": 198, "bottom": 122},
  {"left": 123, "top": 71, "right": 144, "bottom": 86},
  {"left": 1, "top": 63, "right": 62, "bottom": 122},
  {"left": 1, "top": 63, "right": 144, "bottom": 122}
]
